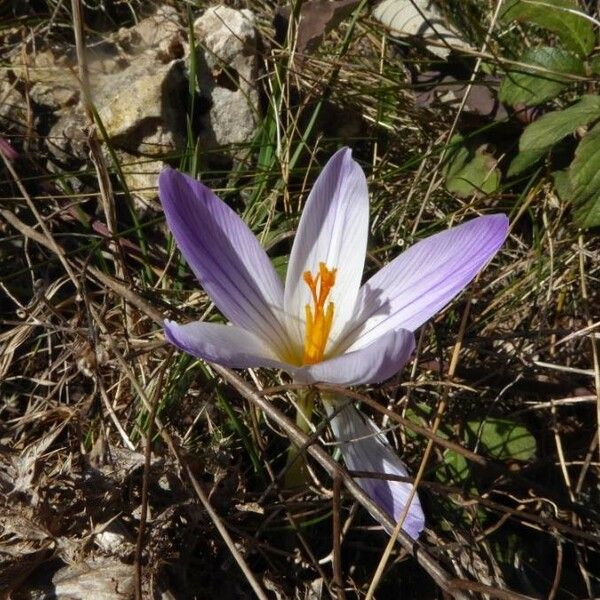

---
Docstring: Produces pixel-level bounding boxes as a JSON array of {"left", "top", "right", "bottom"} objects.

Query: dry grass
[{"left": 1, "top": 0, "right": 599, "bottom": 598}]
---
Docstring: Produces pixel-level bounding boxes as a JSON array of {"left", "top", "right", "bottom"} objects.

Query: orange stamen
[{"left": 302, "top": 262, "right": 337, "bottom": 364}]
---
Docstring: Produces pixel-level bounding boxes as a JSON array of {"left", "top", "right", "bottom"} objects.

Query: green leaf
[
  {"left": 499, "top": 47, "right": 584, "bottom": 106},
  {"left": 507, "top": 147, "right": 547, "bottom": 177},
  {"left": 271, "top": 254, "right": 289, "bottom": 279},
  {"left": 443, "top": 134, "right": 470, "bottom": 179},
  {"left": 552, "top": 168, "right": 572, "bottom": 201},
  {"left": 520, "top": 94, "right": 600, "bottom": 151},
  {"left": 437, "top": 449, "right": 471, "bottom": 483},
  {"left": 501, "top": 0, "right": 595, "bottom": 57},
  {"left": 589, "top": 55, "right": 600, "bottom": 75},
  {"left": 569, "top": 122, "right": 600, "bottom": 228},
  {"left": 466, "top": 418, "right": 537, "bottom": 461},
  {"left": 445, "top": 148, "right": 500, "bottom": 197}
]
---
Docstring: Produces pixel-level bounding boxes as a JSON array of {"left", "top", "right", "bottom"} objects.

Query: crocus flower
[{"left": 159, "top": 148, "right": 508, "bottom": 540}]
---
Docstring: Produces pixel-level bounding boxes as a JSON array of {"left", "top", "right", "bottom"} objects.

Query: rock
[
  {"left": 111, "top": 4, "right": 186, "bottom": 62},
  {"left": 193, "top": 6, "right": 260, "bottom": 152},
  {"left": 46, "top": 109, "right": 88, "bottom": 164},
  {"left": 96, "top": 57, "right": 186, "bottom": 156},
  {"left": 194, "top": 6, "right": 257, "bottom": 67},
  {"left": 116, "top": 151, "right": 165, "bottom": 209},
  {"left": 0, "top": 80, "right": 29, "bottom": 135},
  {"left": 11, "top": 49, "right": 79, "bottom": 109},
  {"left": 11, "top": 6, "right": 187, "bottom": 162},
  {"left": 27, "top": 558, "right": 135, "bottom": 599},
  {"left": 91, "top": 6, "right": 187, "bottom": 158},
  {"left": 94, "top": 526, "right": 133, "bottom": 559}
]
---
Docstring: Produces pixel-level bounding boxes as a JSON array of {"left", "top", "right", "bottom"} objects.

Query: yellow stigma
[{"left": 302, "top": 262, "right": 337, "bottom": 365}]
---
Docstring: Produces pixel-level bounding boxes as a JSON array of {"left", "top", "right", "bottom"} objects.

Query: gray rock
[
  {"left": 0, "top": 80, "right": 29, "bottom": 134},
  {"left": 46, "top": 109, "right": 88, "bottom": 164},
  {"left": 12, "top": 6, "right": 187, "bottom": 163},
  {"left": 11, "top": 49, "right": 79, "bottom": 109},
  {"left": 193, "top": 6, "right": 260, "bottom": 152},
  {"left": 111, "top": 4, "right": 186, "bottom": 62},
  {"left": 116, "top": 151, "right": 166, "bottom": 209}
]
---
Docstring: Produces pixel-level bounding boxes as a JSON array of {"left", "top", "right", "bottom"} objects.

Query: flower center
[{"left": 302, "top": 262, "right": 337, "bottom": 365}]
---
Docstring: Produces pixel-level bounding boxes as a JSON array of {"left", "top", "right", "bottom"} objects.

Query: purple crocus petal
[
  {"left": 297, "top": 329, "right": 415, "bottom": 386},
  {"left": 284, "top": 148, "right": 369, "bottom": 351},
  {"left": 325, "top": 402, "right": 425, "bottom": 539},
  {"left": 164, "top": 320, "right": 296, "bottom": 371},
  {"left": 159, "top": 169, "right": 292, "bottom": 357},
  {"left": 342, "top": 215, "right": 509, "bottom": 350},
  {"left": 0, "top": 136, "right": 18, "bottom": 162}
]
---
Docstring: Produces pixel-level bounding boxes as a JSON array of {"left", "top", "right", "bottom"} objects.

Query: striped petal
[
  {"left": 284, "top": 148, "right": 369, "bottom": 352},
  {"left": 325, "top": 401, "right": 425, "bottom": 539},
  {"left": 159, "top": 168, "right": 291, "bottom": 357},
  {"left": 342, "top": 214, "right": 509, "bottom": 350},
  {"left": 164, "top": 320, "right": 291, "bottom": 371}
]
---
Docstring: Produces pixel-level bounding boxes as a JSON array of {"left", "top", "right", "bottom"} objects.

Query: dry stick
[
  {"left": 87, "top": 309, "right": 269, "bottom": 600},
  {"left": 70, "top": 0, "right": 125, "bottom": 282},
  {"left": 0, "top": 149, "right": 80, "bottom": 293},
  {"left": 547, "top": 538, "right": 563, "bottom": 600},
  {"left": 365, "top": 290, "right": 474, "bottom": 600},
  {"left": 411, "top": 0, "right": 505, "bottom": 234},
  {"left": 331, "top": 474, "right": 347, "bottom": 600},
  {"left": 96, "top": 374, "right": 136, "bottom": 451},
  {"left": 577, "top": 234, "right": 600, "bottom": 465},
  {"left": 575, "top": 234, "right": 599, "bottom": 597},
  {"left": 210, "top": 364, "right": 469, "bottom": 600},
  {"left": 134, "top": 348, "right": 172, "bottom": 600},
  {"left": 80, "top": 261, "right": 164, "bottom": 323},
  {"left": 575, "top": 434, "right": 599, "bottom": 496}
]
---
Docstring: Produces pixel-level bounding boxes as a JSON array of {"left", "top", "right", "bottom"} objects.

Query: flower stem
[{"left": 284, "top": 391, "right": 314, "bottom": 488}]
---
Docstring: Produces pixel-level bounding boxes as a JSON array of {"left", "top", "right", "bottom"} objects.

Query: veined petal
[
  {"left": 325, "top": 401, "right": 425, "bottom": 539},
  {"left": 159, "top": 168, "right": 291, "bottom": 357},
  {"left": 164, "top": 320, "right": 293, "bottom": 371},
  {"left": 296, "top": 329, "right": 415, "bottom": 386},
  {"left": 284, "top": 148, "right": 369, "bottom": 352},
  {"left": 343, "top": 215, "right": 509, "bottom": 350}
]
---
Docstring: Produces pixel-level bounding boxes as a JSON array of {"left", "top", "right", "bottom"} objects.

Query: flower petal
[
  {"left": 159, "top": 168, "right": 291, "bottom": 356},
  {"left": 343, "top": 214, "right": 509, "bottom": 349},
  {"left": 284, "top": 148, "right": 369, "bottom": 351},
  {"left": 325, "top": 401, "right": 425, "bottom": 539},
  {"left": 296, "top": 329, "right": 415, "bottom": 386},
  {"left": 164, "top": 320, "right": 294, "bottom": 371}
]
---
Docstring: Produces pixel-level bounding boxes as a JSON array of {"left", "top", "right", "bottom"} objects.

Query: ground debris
[{"left": 15, "top": 557, "right": 135, "bottom": 599}]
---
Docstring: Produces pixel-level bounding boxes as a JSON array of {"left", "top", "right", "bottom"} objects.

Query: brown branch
[
  {"left": 210, "top": 364, "right": 469, "bottom": 599},
  {"left": 134, "top": 348, "right": 172, "bottom": 600}
]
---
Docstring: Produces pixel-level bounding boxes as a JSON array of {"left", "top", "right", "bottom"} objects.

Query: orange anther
[{"left": 302, "top": 263, "right": 337, "bottom": 365}]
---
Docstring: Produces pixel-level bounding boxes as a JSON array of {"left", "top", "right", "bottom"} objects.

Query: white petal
[
  {"left": 296, "top": 329, "right": 415, "bottom": 386},
  {"left": 284, "top": 148, "right": 369, "bottom": 352},
  {"left": 164, "top": 320, "right": 293, "bottom": 371},
  {"left": 325, "top": 401, "right": 425, "bottom": 539},
  {"left": 341, "top": 215, "right": 509, "bottom": 350}
]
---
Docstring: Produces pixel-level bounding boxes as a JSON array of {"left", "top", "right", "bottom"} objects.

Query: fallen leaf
[
  {"left": 275, "top": 0, "right": 361, "bottom": 62},
  {"left": 373, "top": 0, "right": 474, "bottom": 59}
]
